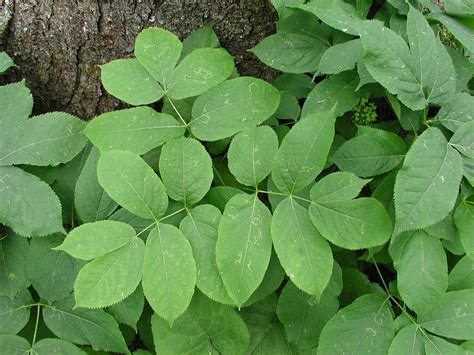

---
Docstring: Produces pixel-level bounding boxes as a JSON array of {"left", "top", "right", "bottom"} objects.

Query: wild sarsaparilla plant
[{"left": 0, "top": 0, "right": 473, "bottom": 353}]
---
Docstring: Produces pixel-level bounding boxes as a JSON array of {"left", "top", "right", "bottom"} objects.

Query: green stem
[
  {"left": 31, "top": 303, "right": 41, "bottom": 346},
  {"left": 166, "top": 95, "right": 188, "bottom": 127}
]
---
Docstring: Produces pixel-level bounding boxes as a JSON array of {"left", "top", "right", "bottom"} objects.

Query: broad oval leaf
[
  {"left": 394, "top": 128, "right": 463, "bottom": 234},
  {"left": 310, "top": 172, "right": 370, "bottom": 204},
  {"left": 97, "top": 150, "right": 168, "bottom": 220},
  {"left": 74, "top": 238, "right": 144, "bottom": 308},
  {"left": 228, "top": 126, "right": 279, "bottom": 187},
  {"left": 84, "top": 107, "right": 184, "bottom": 155},
  {"left": 142, "top": 224, "right": 197, "bottom": 324},
  {"left": 0, "top": 112, "right": 87, "bottom": 167},
  {"left": 55, "top": 220, "right": 136, "bottom": 260},
  {"left": 388, "top": 324, "right": 424, "bottom": 355},
  {"left": 0, "top": 335, "right": 30, "bottom": 354},
  {"left": 271, "top": 197, "right": 333, "bottom": 297},
  {"left": 419, "top": 290, "right": 474, "bottom": 340},
  {"left": 0, "top": 291, "right": 33, "bottom": 334},
  {"left": 74, "top": 147, "right": 118, "bottom": 223},
  {"left": 179, "top": 204, "right": 234, "bottom": 304},
  {"left": 151, "top": 291, "right": 250, "bottom": 354},
  {"left": 454, "top": 200, "right": 474, "bottom": 261},
  {"left": 271, "top": 110, "right": 335, "bottom": 194},
  {"left": 0, "top": 234, "right": 29, "bottom": 299},
  {"left": 167, "top": 48, "right": 234, "bottom": 99},
  {"left": 0, "top": 81, "right": 32, "bottom": 128},
  {"left": 309, "top": 198, "right": 393, "bottom": 250},
  {"left": 317, "top": 294, "right": 395, "bottom": 354},
  {"left": 190, "top": 77, "right": 281, "bottom": 141},
  {"left": 134, "top": 27, "right": 182, "bottom": 87},
  {"left": 159, "top": 137, "right": 213, "bottom": 206},
  {"left": 0, "top": 166, "right": 63, "bottom": 237},
  {"left": 28, "top": 236, "right": 80, "bottom": 303},
  {"left": 331, "top": 128, "right": 407, "bottom": 177},
  {"left": 434, "top": 92, "right": 474, "bottom": 132},
  {"left": 391, "top": 231, "right": 448, "bottom": 315},
  {"left": 319, "top": 39, "right": 363, "bottom": 75},
  {"left": 0, "top": 52, "right": 15, "bottom": 74},
  {"left": 216, "top": 193, "right": 273, "bottom": 306},
  {"left": 450, "top": 120, "right": 474, "bottom": 158},
  {"left": 42, "top": 297, "right": 128, "bottom": 353},
  {"left": 448, "top": 256, "right": 474, "bottom": 291},
  {"left": 251, "top": 33, "right": 327, "bottom": 73},
  {"left": 106, "top": 286, "right": 145, "bottom": 332},
  {"left": 100, "top": 59, "right": 164, "bottom": 105},
  {"left": 32, "top": 338, "right": 85, "bottom": 355}
]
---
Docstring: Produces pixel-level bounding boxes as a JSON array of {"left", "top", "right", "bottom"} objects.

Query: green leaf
[
  {"left": 271, "top": 110, "right": 335, "bottom": 194},
  {"left": 42, "top": 297, "right": 128, "bottom": 353},
  {"left": 0, "top": 167, "right": 63, "bottom": 237},
  {"left": 179, "top": 204, "right": 233, "bottom": 305},
  {"left": 228, "top": 126, "right": 279, "bottom": 187},
  {"left": 190, "top": 77, "right": 281, "bottom": 141},
  {"left": 391, "top": 231, "right": 448, "bottom": 315},
  {"left": 84, "top": 107, "right": 184, "bottom": 155},
  {"left": 56, "top": 220, "right": 136, "bottom": 260},
  {"left": 74, "top": 147, "right": 117, "bottom": 223},
  {"left": 134, "top": 27, "right": 182, "bottom": 87},
  {"left": 454, "top": 199, "right": 474, "bottom": 259},
  {"left": 181, "top": 25, "right": 220, "bottom": 58},
  {"left": 388, "top": 324, "right": 424, "bottom": 355},
  {"left": 271, "top": 197, "right": 333, "bottom": 298},
  {"left": 0, "top": 52, "right": 15, "bottom": 74},
  {"left": 0, "top": 335, "right": 30, "bottom": 355},
  {"left": 394, "top": 128, "right": 463, "bottom": 234},
  {"left": 419, "top": 290, "right": 474, "bottom": 340},
  {"left": 301, "top": 71, "right": 360, "bottom": 119},
  {"left": 451, "top": 121, "right": 474, "bottom": 158},
  {"left": 100, "top": 59, "right": 164, "bottom": 105},
  {"left": 0, "top": 235, "right": 29, "bottom": 299},
  {"left": 151, "top": 291, "right": 249, "bottom": 354},
  {"left": 273, "top": 73, "right": 314, "bottom": 98},
  {"left": 331, "top": 127, "right": 407, "bottom": 177},
  {"left": 0, "top": 82, "right": 32, "bottom": 128},
  {"left": 424, "top": 335, "right": 467, "bottom": 355},
  {"left": 32, "top": 338, "right": 86, "bottom": 355},
  {"left": 106, "top": 286, "right": 144, "bottom": 332},
  {"left": 434, "top": 92, "right": 474, "bottom": 132},
  {"left": 360, "top": 19, "right": 454, "bottom": 110},
  {"left": 74, "top": 237, "right": 144, "bottom": 308},
  {"left": 276, "top": 263, "right": 341, "bottom": 349},
  {"left": 318, "top": 39, "right": 363, "bottom": 75},
  {"left": 216, "top": 194, "right": 272, "bottom": 306},
  {"left": 296, "top": 0, "right": 364, "bottom": 35},
  {"left": 251, "top": 33, "right": 327, "bottom": 73},
  {"left": 98, "top": 150, "right": 168, "bottom": 220},
  {"left": 167, "top": 48, "right": 234, "bottom": 99},
  {"left": 27, "top": 235, "right": 80, "bottom": 303},
  {"left": 0, "top": 112, "right": 87, "bottom": 167},
  {"left": 0, "top": 291, "right": 33, "bottom": 334},
  {"left": 309, "top": 198, "right": 393, "bottom": 249},
  {"left": 449, "top": 256, "right": 474, "bottom": 291},
  {"left": 317, "top": 294, "right": 395, "bottom": 354},
  {"left": 142, "top": 224, "right": 196, "bottom": 324},
  {"left": 429, "top": 12, "right": 474, "bottom": 53},
  {"left": 310, "top": 172, "right": 370, "bottom": 204},
  {"left": 159, "top": 137, "right": 213, "bottom": 206}
]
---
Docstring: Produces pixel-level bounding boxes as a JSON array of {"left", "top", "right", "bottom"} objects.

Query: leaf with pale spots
[
  {"left": 142, "top": 224, "right": 197, "bottom": 325},
  {"left": 190, "top": 77, "right": 281, "bottom": 141},
  {"left": 84, "top": 107, "right": 185, "bottom": 155},
  {"left": 216, "top": 193, "right": 273, "bottom": 306},
  {"left": 159, "top": 137, "right": 213, "bottom": 206}
]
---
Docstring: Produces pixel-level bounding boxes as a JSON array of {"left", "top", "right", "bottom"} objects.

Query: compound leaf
[
  {"left": 0, "top": 166, "right": 63, "bottom": 237},
  {"left": 98, "top": 150, "right": 168, "bottom": 220},
  {"left": 56, "top": 220, "right": 136, "bottom": 260},
  {"left": 394, "top": 128, "right": 463, "bottom": 234},
  {"left": 84, "top": 107, "right": 184, "bottom": 155},
  {"left": 159, "top": 137, "right": 213, "bottom": 206},
  {"left": 142, "top": 224, "right": 196, "bottom": 325},
  {"left": 216, "top": 194, "right": 272, "bottom": 306},
  {"left": 271, "top": 197, "right": 333, "bottom": 298},
  {"left": 271, "top": 110, "right": 335, "bottom": 194},
  {"left": 190, "top": 77, "right": 280, "bottom": 141},
  {"left": 228, "top": 126, "right": 279, "bottom": 187}
]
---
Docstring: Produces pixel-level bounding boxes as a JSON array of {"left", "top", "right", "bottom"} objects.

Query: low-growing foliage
[{"left": 0, "top": 0, "right": 473, "bottom": 353}]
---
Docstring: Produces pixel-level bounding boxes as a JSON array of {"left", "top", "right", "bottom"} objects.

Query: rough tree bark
[{"left": 1, "top": 0, "right": 277, "bottom": 119}]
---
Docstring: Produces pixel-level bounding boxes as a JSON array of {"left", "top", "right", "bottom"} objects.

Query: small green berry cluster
[
  {"left": 352, "top": 97, "right": 377, "bottom": 125},
  {"left": 439, "top": 25, "right": 458, "bottom": 49}
]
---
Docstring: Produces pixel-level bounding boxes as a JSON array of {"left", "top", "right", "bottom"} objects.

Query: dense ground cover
[{"left": 0, "top": 0, "right": 473, "bottom": 353}]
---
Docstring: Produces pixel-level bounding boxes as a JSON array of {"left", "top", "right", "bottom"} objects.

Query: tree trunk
[{"left": 1, "top": 0, "right": 277, "bottom": 119}]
